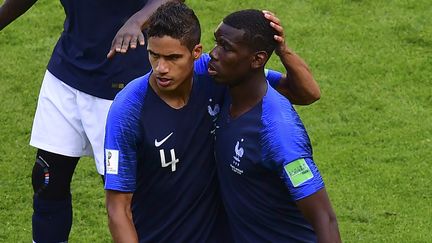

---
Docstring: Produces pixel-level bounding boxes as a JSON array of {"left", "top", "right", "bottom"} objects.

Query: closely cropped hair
[
  {"left": 223, "top": 9, "right": 278, "bottom": 55},
  {"left": 147, "top": 2, "right": 201, "bottom": 51}
]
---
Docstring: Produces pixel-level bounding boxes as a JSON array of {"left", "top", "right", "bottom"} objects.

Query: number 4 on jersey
[{"left": 159, "top": 149, "right": 179, "bottom": 172}]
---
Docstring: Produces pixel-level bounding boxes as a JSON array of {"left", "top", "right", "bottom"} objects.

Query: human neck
[
  {"left": 149, "top": 74, "right": 194, "bottom": 109},
  {"left": 228, "top": 70, "right": 267, "bottom": 119}
]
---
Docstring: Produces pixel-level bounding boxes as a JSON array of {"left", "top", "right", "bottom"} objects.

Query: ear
[
  {"left": 251, "top": 51, "right": 268, "bottom": 69},
  {"left": 192, "top": 44, "right": 203, "bottom": 60}
]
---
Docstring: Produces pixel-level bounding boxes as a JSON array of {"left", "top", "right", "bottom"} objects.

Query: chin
[
  {"left": 157, "top": 84, "right": 176, "bottom": 92},
  {"left": 212, "top": 76, "right": 228, "bottom": 84}
]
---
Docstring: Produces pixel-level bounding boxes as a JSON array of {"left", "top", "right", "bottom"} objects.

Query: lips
[
  {"left": 207, "top": 62, "right": 218, "bottom": 76},
  {"left": 156, "top": 77, "right": 172, "bottom": 87}
]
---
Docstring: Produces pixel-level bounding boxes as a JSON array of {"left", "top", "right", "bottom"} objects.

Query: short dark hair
[
  {"left": 147, "top": 2, "right": 201, "bottom": 51},
  {"left": 223, "top": 9, "right": 278, "bottom": 55}
]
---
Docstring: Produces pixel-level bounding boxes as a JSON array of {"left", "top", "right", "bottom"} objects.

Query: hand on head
[
  {"left": 262, "top": 10, "right": 288, "bottom": 55},
  {"left": 107, "top": 20, "right": 145, "bottom": 59}
]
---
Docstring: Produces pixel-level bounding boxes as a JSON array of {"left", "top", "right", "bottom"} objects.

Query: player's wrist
[{"left": 276, "top": 45, "right": 293, "bottom": 56}]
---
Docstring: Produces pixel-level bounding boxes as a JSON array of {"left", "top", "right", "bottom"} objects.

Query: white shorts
[{"left": 30, "top": 70, "right": 113, "bottom": 175}]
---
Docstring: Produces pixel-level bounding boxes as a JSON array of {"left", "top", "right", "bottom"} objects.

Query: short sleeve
[
  {"left": 260, "top": 87, "right": 324, "bottom": 201},
  {"left": 265, "top": 69, "right": 283, "bottom": 88},
  {"left": 281, "top": 157, "right": 324, "bottom": 200},
  {"left": 104, "top": 76, "right": 148, "bottom": 192}
]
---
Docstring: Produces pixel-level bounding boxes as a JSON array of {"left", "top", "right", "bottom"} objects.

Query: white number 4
[{"left": 159, "top": 149, "right": 179, "bottom": 172}]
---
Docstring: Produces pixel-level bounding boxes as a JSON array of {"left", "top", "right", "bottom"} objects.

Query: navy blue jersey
[
  {"left": 47, "top": 0, "right": 151, "bottom": 100},
  {"left": 215, "top": 83, "right": 325, "bottom": 242},
  {"left": 104, "top": 59, "right": 229, "bottom": 242},
  {"left": 104, "top": 54, "right": 283, "bottom": 242}
]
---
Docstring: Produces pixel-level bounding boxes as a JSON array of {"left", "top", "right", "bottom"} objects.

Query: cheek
[
  {"left": 173, "top": 60, "right": 193, "bottom": 77},
  {"left": 227, "top": 58, "right": 247, "bottom": 73},
  {"left": 220, "top": 57, "right": 239, "bottom": 73}
]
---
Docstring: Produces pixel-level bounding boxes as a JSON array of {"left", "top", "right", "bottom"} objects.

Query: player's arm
[
  {"left": 263, "top": 10, "right": 320, "bottom": 105},
  {"left": 282, "top": 157, "right": 341, "bottom": 242},
  {"left": 107, "top": 0, "right": 185, "bottom": 58},
  {"left": 282, "top": 158, "right": 341, "bottom": 243},
  {"left": 104, "top": 79, "right": 145, "bottom": 242},
  {"left": 296, "top": 188, "right": 341, "bottom": 243},
  {"left": 106, "top": 190, "right": 138, "bottom": 243},
  {"left": 0, "top": 0, "right": 37, "bottom": 30}
]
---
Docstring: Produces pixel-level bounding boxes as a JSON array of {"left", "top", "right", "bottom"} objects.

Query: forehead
[
  {"left": 215, "top": 22, "right": 246, "bottom": 44},
  {"left": 147, "top": 35, "right": 190, "bottom": 54}
]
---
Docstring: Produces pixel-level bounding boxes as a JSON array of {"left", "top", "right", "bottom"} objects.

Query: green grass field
[{"left": 1, "top": 0, "right": 431, "bottom": 242}]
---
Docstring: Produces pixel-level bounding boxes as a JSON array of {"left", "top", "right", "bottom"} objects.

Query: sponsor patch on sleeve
[
  {"left": 284, "top": 158, "right": 313, "bottom": 187},
  {"left": 105, "top": 149, "right": 119, "bottom": 175}
]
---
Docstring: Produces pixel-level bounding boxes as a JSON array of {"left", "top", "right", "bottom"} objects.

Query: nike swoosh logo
[{"left": 154, "top": 132, "right": 174, "bottom": 147}]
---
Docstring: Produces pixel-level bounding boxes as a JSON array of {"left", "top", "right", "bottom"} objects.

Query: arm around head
[{"left": 263, "top": 10, "right": 321, "bottom": 105}]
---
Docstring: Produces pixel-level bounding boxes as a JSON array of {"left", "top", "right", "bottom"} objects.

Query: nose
[
  {"left": 209, "top": 46, "right": 218, "bottom": 61},
  {"left": 155, "top": 58, "right": 169, "bottom": 74}
]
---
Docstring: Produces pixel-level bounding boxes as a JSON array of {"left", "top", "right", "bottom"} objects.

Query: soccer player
[
  {"left": 0, "top": 0, "right": 181, "bottom": 242},
  {"left": 209, "top": 9, "right": 341, "bottom": 242},
  {"left": 104, "top": 2, "right": 321, "bottom": 242}
]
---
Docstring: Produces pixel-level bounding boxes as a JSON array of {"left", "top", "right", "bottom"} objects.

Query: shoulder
[
  {"left": 108, "top": 73, "right": 151, "bottom": 123},
  {"left": 264, "top": 69, "right": 283, "bottom": 87},
  {"left": 115, "top": 73, "right": 150, "bottom": 104},
  {"left": 260, "top": 85, "right": 312, "bottom": 162},
  {"left": 194, "top": 53, "right": 210, "bottom": 75},
  {"left": 113, "top": 73, "right": 150, "bottom": 109},
  {"left": 261, "top": 86, "right": 299, "bottom": 128}
]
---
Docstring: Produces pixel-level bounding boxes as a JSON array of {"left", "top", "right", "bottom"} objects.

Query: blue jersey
[
  {"left": 104, "top": 58, "right": 230, "bottom": 242},
  {"left": 47, "top": 0, "right": 151, "bottom": 100},
  {"left": 215, "top": 84, "right": 325, "bottom": 242},
  {"left": 104, "top": 54, "right": 283, "bottom": 242}
]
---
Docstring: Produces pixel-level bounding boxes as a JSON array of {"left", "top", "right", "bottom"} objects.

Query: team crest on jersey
[
  {"left": 230, "top": 139, "right": 245, "bottom": 175},
  {"left": 208, "top": 98, "right": 220, "bottom": 135},
  {"left": 207, "top": 98, "right": 220, "bottom": 117}
]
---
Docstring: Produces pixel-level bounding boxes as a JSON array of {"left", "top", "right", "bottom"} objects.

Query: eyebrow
[
  {"left": 148, "top": 50, "right": 183, "bottom": 59},
  {"left": 214, "top": 34, "right": 235, "bottom": 48}
]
